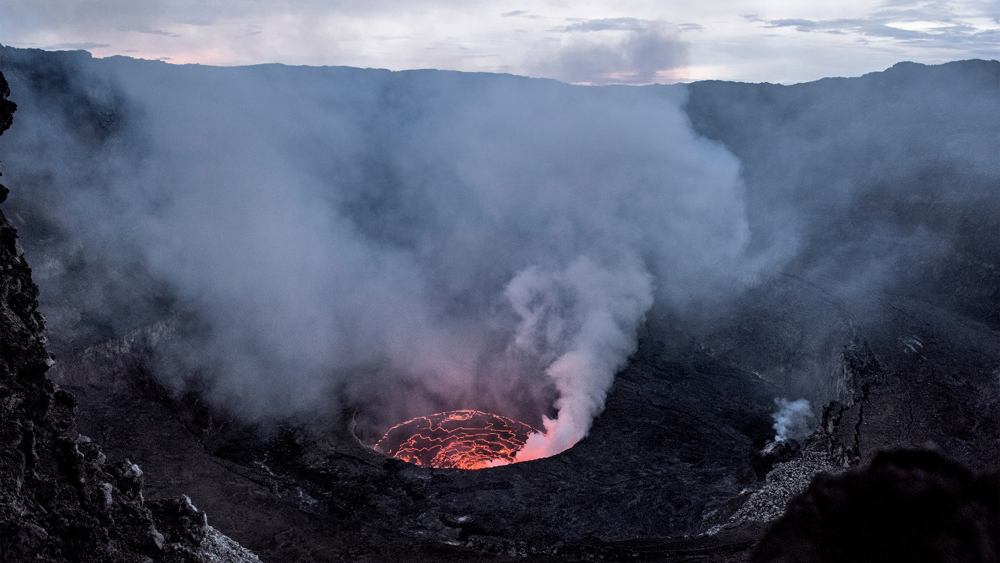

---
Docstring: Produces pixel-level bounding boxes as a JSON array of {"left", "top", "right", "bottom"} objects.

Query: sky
[{"left": 1, "top": 0, "right": 999, "bottom": 84}]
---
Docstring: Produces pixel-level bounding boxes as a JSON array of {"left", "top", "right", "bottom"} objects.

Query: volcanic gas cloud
[
  {"left": 375, "top": 410, "right": 538, "bottom": 469},
  {"left": 0, "top": 52, "right": 754, "bottom": 467}
]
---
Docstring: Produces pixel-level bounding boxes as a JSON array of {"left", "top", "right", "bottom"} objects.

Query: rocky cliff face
[{"left": 0, "top": 70, "right": 259, "bottom": 563}]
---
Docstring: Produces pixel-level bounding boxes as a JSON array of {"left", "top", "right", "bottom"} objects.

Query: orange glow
[{"left": 374, "top": 409, "right": 538, "bottom": 470}]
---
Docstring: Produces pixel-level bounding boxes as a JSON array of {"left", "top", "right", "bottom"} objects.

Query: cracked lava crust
[{"left": 374, "top": 410, "right": 539, "bottom": 469}]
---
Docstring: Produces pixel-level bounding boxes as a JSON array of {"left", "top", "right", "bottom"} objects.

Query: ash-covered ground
[{"left": 0, "top": 48, "right": 997, "bottom": 561}]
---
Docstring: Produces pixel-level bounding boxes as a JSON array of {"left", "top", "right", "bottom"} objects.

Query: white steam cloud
[
  {"left": 0, "top": 50, "right": 754, "bottom": 456},
  {"left": 771, "top": 398, "right": 814, "bottom": 443},
  {"left": 509, "top": 257, "right": 653, "bottom": 459}
]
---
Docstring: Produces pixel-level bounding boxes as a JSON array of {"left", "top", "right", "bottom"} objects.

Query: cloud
[
  {"left": 2, "top": 0, "right": 467, "bottom": 29},
  {"left": 131, "top": 27, "right": 182, "bottom": 38},
  {"left": 749, "top": 3, "right": 1000, "bottom": 53},
  {"left": 502, "top": 10, "right": 544, "bottom": 19},
  {"left": 530, "top": 21, "right": 690, "bottom": 85},
  {"left": 2, "top": 0, "right": 995, "bottom": 82},
  {"left": 40, "top": 42, "right": 112, "bottom": 50},
  {"left": 758, "top": 18, "right": 821, "bottom": 32},
  {"left": 678, "top": 23, "right": 705, "bottom": 32},
  {"left": 555, "top": 18, "right": 651, "bottom": 33}
]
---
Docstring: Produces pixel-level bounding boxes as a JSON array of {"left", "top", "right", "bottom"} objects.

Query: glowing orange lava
[{"left": 374, "top": 410, "right": 538, "bottom": 470}]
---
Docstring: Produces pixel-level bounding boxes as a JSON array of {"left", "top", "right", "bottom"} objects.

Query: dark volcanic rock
[
  {"left": 0, "top": 71, "right": 258, "bottom": 563},
  {"left": 37, "top": 321, "right": 775, "bottom": 562},
  {"left": 750, "top": 440, "right": 801, "bottom": 480},
  {"left": 0, "top": 50, "right": 998, "bottom": 562},
  {"left": 0, "top": 72, "right": 13, "bottom": 134},
  {"left": 752, "top": 449, "right": 999, "bottom": 563}
]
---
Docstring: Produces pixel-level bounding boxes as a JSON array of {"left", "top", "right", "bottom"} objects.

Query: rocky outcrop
[
  {"left": 0, "top": 71, "right": 260, "bottom": 563},
  {"left": 752, "top": 449, "right": 999, "bottom": 563},
  {"left": 729, "top": 321, "right": 1000, "bottom": 528},
  {"left": 0, "top": 72, "right": 13, "bottom": 135}
]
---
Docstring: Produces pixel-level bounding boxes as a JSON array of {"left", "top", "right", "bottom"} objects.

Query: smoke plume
[
  {"left": 0, "top": 48, "right": 752, "bottom": 455},
  {"left": 7, "top": 49, "right": 995, "bottom": 459},
  {"left": 771, "top": 398, "right": 813, "bottom": 443}
]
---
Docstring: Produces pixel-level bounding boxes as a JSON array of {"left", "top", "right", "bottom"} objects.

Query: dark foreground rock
[
  {"left": 0, "top": 71, "right": 259, "bottom": 563},
  {"left": 753, "top": 449, "right": 999, "bottom": 563}
]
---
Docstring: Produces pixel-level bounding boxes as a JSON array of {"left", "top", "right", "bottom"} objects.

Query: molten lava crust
[{"left": 375, "top": 410, "right": 538, "bottom": 470}]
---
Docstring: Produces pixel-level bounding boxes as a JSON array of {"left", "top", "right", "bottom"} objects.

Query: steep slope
[{"left": 0, "top": 70, "right": 260, "bottom": 563}]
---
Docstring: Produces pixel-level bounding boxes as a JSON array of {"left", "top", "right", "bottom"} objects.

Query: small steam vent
[{"left": 374, "top": 410, "right": 538, "bottom": 470}]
